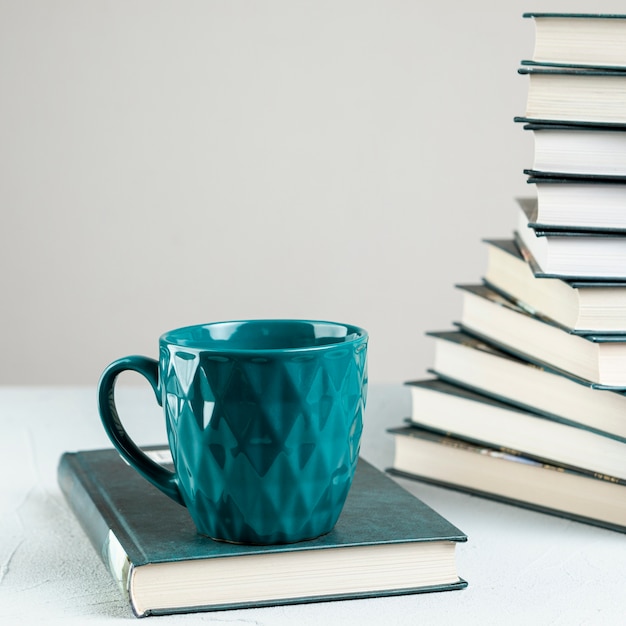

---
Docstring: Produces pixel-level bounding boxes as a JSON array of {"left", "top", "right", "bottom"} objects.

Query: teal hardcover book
[
  {"left": 515, "top": 199, "right": 626, "bottom": 280},
  {"left": 522, "top": 13, "right": 626, "bottom": 71},
  {"left": 482, "top": 237, "right": 626, "bottom": 333},
  {"left": 426, "top": 329, "right": 626, "bottom": 442},
  {"left": 388, "top": 426, "right": 626, "bottom": 534},
  {"left": 58, "top": 448, "right": 467, "bottom": 617},
  {"left": 525, "top": 168, "right": 626, "bottom": 183},
  {"left": 456, "top": 283, "right": 626, "bottom": 387},
  {"left": 519, "top": 67, "right": 626, "bottom": 126},
  {"left": 404, "top": 377, "right": 626, "bottom": 478}
]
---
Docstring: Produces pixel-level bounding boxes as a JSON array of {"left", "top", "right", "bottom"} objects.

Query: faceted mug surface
[{"left": 98, "top": 320, "right": 368, "bottom": 544}]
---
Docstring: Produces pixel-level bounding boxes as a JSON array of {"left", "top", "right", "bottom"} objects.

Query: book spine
[{"left": 57, "top": 453, "right": 133, "bottom": 604}]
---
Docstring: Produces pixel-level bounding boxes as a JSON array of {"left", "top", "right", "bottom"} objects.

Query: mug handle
[{"left": 97, "top": 355, "right": 185, "bottom": 506}]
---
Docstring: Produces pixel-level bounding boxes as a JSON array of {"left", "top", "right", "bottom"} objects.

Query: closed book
[
  {"left": 57, "top": 447, "right": 468, "bottom": 617},
  {"left": 483, "top": 237, "right": 626, "bottom": 333},
  {"left": 427, "top": 330, "right": 626, "bottom": 442},
  {"left": 405, "top": 378, "right": 626, "bottom": 479},
  {"left": 522, "top": 176, "right": 626, "bottom": 231},
  {"left": 515, "top": 198, "right": 626, "bottom": 279},
  {"left": 523, "top": 13, "right": 626, "bottom": 70},
  {"left": 456, "top": 283, "right": 626, "bottom": 388},
  {"left": 388, "top": 426, "right": 626, "bottom": 534},
  {"left": 522, "top": 121, "right": 626, "bottom": 177},
  {"left": 519, "top": 66, "right": 626, "bottom": 126}
]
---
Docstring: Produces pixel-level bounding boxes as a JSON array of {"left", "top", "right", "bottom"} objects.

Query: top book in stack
[
  {"left": 519, "top": 14, "right": 626, "bottom": 126},
  {"left": 523, "top": 13, "right": 626, "bottom": 70}
]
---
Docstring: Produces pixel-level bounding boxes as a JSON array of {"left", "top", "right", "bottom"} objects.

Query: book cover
[
  {"left": 515, "top": 200, "right": 626, "bottom": 279},
  {"left": 456, "top": 283, "right": 626, "bottom": 387},
  {"left": 388, "top": 426, "right": 626, "bottom": 534},
  {"left": 404, "top": 378, "right": 626, "bottom": 479},
  {"left": 522, "top": 13, "right": 626, "bottom": 71},
  {"left": 483, "top": 237, "right": 626, "bottom": 333},
  {"left": 525, "top": 169, "right": 626, "bottom": 183},
  {"left": 519, "top": 67, "right": 626, "bottom": 126},
  {"left": 426, "top": 329, "right": 626, "bottom": 441},
  {"left": 521, "top": 122, "right": 626, "bottom": 178},
  {"left": 521, "top": 120, "right": 626, "bottom": 131},
  {"left": 514, "top": 115, "right": 626, "bottom": 129},
  {"left": 58, "top": 447, "right": 468, "bottom": 617},
  {"left": 517, "top": 190, "right": 626, "bottom": 233},
  {"left": 513, "top": 231, "right": 626, "bottom": 285}
]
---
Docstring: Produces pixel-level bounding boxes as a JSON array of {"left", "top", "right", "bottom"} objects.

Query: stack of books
[{"left": 388, "top": 13, "right": 626, "bottom": 534}]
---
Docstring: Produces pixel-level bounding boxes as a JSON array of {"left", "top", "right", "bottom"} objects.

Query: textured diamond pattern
[{"left": 161, "top": 340, "right": 367, "bottom": 544}]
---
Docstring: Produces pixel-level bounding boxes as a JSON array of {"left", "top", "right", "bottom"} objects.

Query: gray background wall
[{"left": 2, "top": 1, "right": 619, "bottom": 386}]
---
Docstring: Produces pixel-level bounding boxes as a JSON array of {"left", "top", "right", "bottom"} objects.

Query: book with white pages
[
  {"left": 404, "top": 378, "right": 626, "bottom": 481},
  {"left": 427, "top": 330, "right": 626, "bottom": 442},
  {"left": 483, "top": 237, "right": 626, "bottom": 334},
  {"left": 523, "top": 13, "right": 626, "bottom": 70},
  {"left": 456, "top": 283, "right": 626, "bottom": 388},
  {"left": 522, "top": 121, "right": 626, "bottom": 178},
  {"left": 522, "top": 175, "right": 626, "bottom": 231},
  {"left": 514, "top": 198, "right": 626, "bottom": 280}
]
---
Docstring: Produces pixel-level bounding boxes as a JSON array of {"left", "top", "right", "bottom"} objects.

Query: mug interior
[{"left": 161, "top": 320, "right": 366, "bottom": 352}]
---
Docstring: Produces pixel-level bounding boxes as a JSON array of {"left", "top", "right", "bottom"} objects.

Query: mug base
[{"left": 201, "top": 527, "right": 333, "bottom": 546}]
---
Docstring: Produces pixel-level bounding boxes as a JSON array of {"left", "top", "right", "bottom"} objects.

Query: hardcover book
[
  {"left": 58, "top": 447, "right": 468, "bottom": 617},
  {"left": 427, "top": 330, "right": 626, "bottom": 442},
  {"left": 405, "top": 378, "right": 626, "bottom": 479},
  {"left": 388, "top": 426, "right": 626, "bottom": 534},
  {"left": 521, "top": 176, "right": 626, "bottom": 231},
  {"left": 515, "top": 198, "right": 626, "bottom": 279},
  {"left": 519, "top": 66, "right": 626, "bottom": 126},
  {"left": 483, "top": 237, "right": 626, "bottom": 333},
  {"left": 456, "top": 283, "right": 626, "bottom": 388},
  {"left": 523, "top": 13, "right": 626, "bottom": 70},
  {"left": 522, "top": 121, "right": 626, "bottom": 177}
]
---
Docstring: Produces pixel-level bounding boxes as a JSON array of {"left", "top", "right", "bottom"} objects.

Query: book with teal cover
[
  {"left": 456, "top": 283, "right": 626, "bottom": 388},
  {"left": 483, "top": 238, "right": 626, "bottom": 333},
  {"left": 525, "top": 168, "right": 626, "bottom": 183},
  {"left": 485, "top": 237, "right": 626, "bottom": 288},
  {"left": 388, "top": 426, "right": 626, "bottom": 534},
  {"left": 518, "top": 67, "right": 626, "bottom": 127},
  {"left": 512, "top": 232, "right": 626, "bottom": 286},
  {"left": 522, "top": 13, "right": 626, "bottom": 71},
  {"left": 515, "top": 199, "right": 626, "bottom": 280},
  {"left": 514, "top": 115, "right": 626, "bottom": 129},
  {"left": 404, "top": 377, "right": 626, "bottom": 477},
  {"left": 426, "top": 329, "right": 626, "bottom": 442},
  {"left": 58, "top": 447, "right": 467, "bottom": 617}
]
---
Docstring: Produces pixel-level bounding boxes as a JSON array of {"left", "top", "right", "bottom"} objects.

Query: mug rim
[{"left": 159, "top": 319, "right": 368, "bottom": 354}]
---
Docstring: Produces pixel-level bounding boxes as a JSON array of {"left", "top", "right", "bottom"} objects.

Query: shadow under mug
[{"left": 97, "top": 319, "right": 368, "bottom": 545}]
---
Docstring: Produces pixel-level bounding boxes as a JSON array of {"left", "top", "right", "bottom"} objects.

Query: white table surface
[{"left": 1, "top": 383, "right": 625, "bottom": 625}]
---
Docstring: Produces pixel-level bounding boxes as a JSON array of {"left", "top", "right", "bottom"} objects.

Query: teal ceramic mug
[{"left": 97, "top": 319, "right": 368, "bottom": 545}]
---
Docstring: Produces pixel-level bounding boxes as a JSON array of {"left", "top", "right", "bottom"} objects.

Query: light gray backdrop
[{"left": 2, "top": 1, "right": 618, "bottom": 385}]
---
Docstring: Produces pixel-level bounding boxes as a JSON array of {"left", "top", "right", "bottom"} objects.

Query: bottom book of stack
[
  {"left": 58, "top": 447, "right": 468, "bottom": 618},
  {"left": 388, "top": 425, "right": 626, "bottom": 534}
]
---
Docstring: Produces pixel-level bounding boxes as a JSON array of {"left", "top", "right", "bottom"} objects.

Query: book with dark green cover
[
  {"left": 404, "top": 377, "right": 626, "bottom": 477},
  {"left": 456, "top": 283, "right": 626, "bottom": 387},
  {"left": 522, "top": 13, "right": 626, "bottom": 71},
  {"left": 518, "top": 67, "right": 626, "bottom": 126},
  {"left": 426, "top": 329, "right": 626, "bottom": 442},
  {"left": 512, "top": 231, "right": 626, "bottom": 285},
  {"left": 515, "top": 199, "right": 626, "bottom": 280},
  {"left": 57, "top": 447, "right": 467, "bottom": 617},
  {"left": 525, "top": 168, "right": 626, "bottom": 184},
  {"left": 483, "top": 238, "right": 626, "bottom": 334},
  {"left": 388, "top": 426, "right": 626, "bottom": 534}
]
